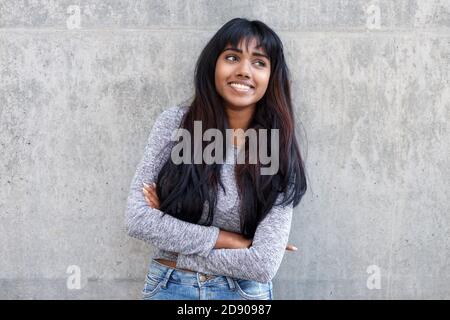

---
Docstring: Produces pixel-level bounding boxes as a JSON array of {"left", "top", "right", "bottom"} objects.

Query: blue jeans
[{"left": 141, "top": 259, "right": 273, "bottom": 300}]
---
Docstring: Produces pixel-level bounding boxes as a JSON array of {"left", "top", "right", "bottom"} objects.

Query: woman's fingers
[
  {"left": 148, "top": 189, "right": 160, "bottom": 207},
  {"left": 286, "top": 244, "right": 298, "bottom": 251},
  {"left": 143, "top": 193, "right": 158, "bottom": 208},
  {"left": 143, "top": 182, "right": 154, "bottom": 193},
  {"left": 143, "top": 182, "right": 156, "bottom": 192},
  {"left": 143, "top": 188, "right": 158, "bottom": 205},
  {"left": 145, "top": 189, "right": 158, "bottom": 203},
  {"left": 143, "top": 183, "right": 159, "bottom": 198},
  {"left": 143, "top": 193, "right": 153, "bottom": 207},
  {"left": 147, "top": 186, "right": 158, "bottom": 199},
  {"left": 142, "top": 183, "right": 160, "bottom": 209}
]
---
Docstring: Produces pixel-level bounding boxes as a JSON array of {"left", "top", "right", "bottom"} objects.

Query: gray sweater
[{"left": 125, "top": 105, "right": 293, "bottom": 283}]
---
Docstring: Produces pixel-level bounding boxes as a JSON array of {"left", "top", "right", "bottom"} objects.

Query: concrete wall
[{"left": 1, "top": 0, "right": 449, "bottom": 299}]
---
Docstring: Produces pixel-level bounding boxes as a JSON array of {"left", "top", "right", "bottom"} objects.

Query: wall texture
[{"left": 0, "top": 0, "right": 449, "bottom": 299}]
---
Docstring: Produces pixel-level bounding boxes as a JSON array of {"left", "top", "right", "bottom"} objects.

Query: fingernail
[
  {"left": 142, "top": 188, "right": 148, "bottom": 193},
  {"left": 143, "top": 182, "right": 149, "bottom": 188},
  {"left": 152, "top": 182, "right": 156, "bottom": 187},
  {"left": 292, "top": 246, "right": 298, "bottom": 251}
]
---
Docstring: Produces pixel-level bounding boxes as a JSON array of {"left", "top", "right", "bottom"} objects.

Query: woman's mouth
[{"left": 228, "top": 82, "right": 254, "bottom": 94}]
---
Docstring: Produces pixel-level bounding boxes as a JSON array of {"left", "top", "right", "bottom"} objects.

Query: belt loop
[
  {"left": 160, "top": 268, "right": 175, "bottom": 289},
  {"left": 225, "top": 276, "right": 236, "bottom": 290}
]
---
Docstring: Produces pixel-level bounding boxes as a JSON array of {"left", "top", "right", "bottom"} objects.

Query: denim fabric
[{"left": 141, "top": 259, "right": 273, "bottom": 300}]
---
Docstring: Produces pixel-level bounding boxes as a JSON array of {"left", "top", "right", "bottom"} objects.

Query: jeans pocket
[
  {"left": 141, "top": 273, "right": 164, "bottom": 299},
  {"left": 233, "top": 279, "right": 272, "bottom": 300}
]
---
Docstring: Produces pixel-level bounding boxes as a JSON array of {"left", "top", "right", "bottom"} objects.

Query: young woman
[{"left": 125, "top": 18, "right": 307, "bottom": 300}]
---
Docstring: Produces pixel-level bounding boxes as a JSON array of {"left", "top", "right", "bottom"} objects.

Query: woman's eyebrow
[{"left": 223, "top": 47, "right": 269, "bottom": 60}]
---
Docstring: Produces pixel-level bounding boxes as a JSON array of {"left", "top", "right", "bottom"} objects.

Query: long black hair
[{"left": 156, "top": 18, "right": 307, "bottom": 239}]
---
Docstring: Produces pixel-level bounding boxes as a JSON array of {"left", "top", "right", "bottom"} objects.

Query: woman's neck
[
  {"left": 224, "top": 105, "right": 256, "bottom": 146},
  {"left": 225, "top": 105, "right": 255, "bottom": 131}
]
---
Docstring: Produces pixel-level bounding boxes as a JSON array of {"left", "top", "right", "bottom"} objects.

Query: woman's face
[{"left": 215, "top": 38, "right": 271, "bottom": 111}]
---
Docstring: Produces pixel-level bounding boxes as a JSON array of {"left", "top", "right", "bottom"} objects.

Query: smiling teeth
[{"left": 230, "top": 83, "right": 251, "bottom": 90}]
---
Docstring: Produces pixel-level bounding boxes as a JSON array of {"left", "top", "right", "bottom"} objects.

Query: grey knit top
[{"left": 125, "top": 105, "right": 294, "bottom": 283}]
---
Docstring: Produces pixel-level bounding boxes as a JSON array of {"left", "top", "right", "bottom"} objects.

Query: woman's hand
[
  {"left": 217, "top": 230, "right": 298, "bottom": 252},
  {"left": 142, "top": 182, "right": 297, "bottom": 252},
  {"left": 142, "top": 182, "right": 160, "bottom": 209},
  {"left": 286, "top": 244, "right": 298, "bottom": 251},
  {"left": 235, "top": 233, "right": 298, "bottom": 252}
]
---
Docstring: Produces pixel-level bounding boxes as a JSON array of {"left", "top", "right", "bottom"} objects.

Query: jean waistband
[{"left": 148, "top": 259, "right": 236, "bottom": 290}]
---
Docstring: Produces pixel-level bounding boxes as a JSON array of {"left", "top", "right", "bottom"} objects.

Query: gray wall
[{"left": 1, "top": 0, "right": 449, "bottom": 299}]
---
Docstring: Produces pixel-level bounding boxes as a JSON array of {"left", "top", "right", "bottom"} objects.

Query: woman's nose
[{"left": 235, "top": 60, "right": 251, "bottom": 78}]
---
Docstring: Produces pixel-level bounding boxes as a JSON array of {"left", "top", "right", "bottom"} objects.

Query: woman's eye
[
  {"left": 225, "top": 55, "right": 266, "bottom": 67},
  {"left": 225, "top": 55, "right": 237, "bottom": 62}
]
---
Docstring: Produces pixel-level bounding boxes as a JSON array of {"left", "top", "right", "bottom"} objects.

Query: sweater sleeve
[
  {"left": 176, "top": 193, "right": 294, "bottom": 283},
  {"left": 124, "top": 106, "right": 220, "bottom": 257}
]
